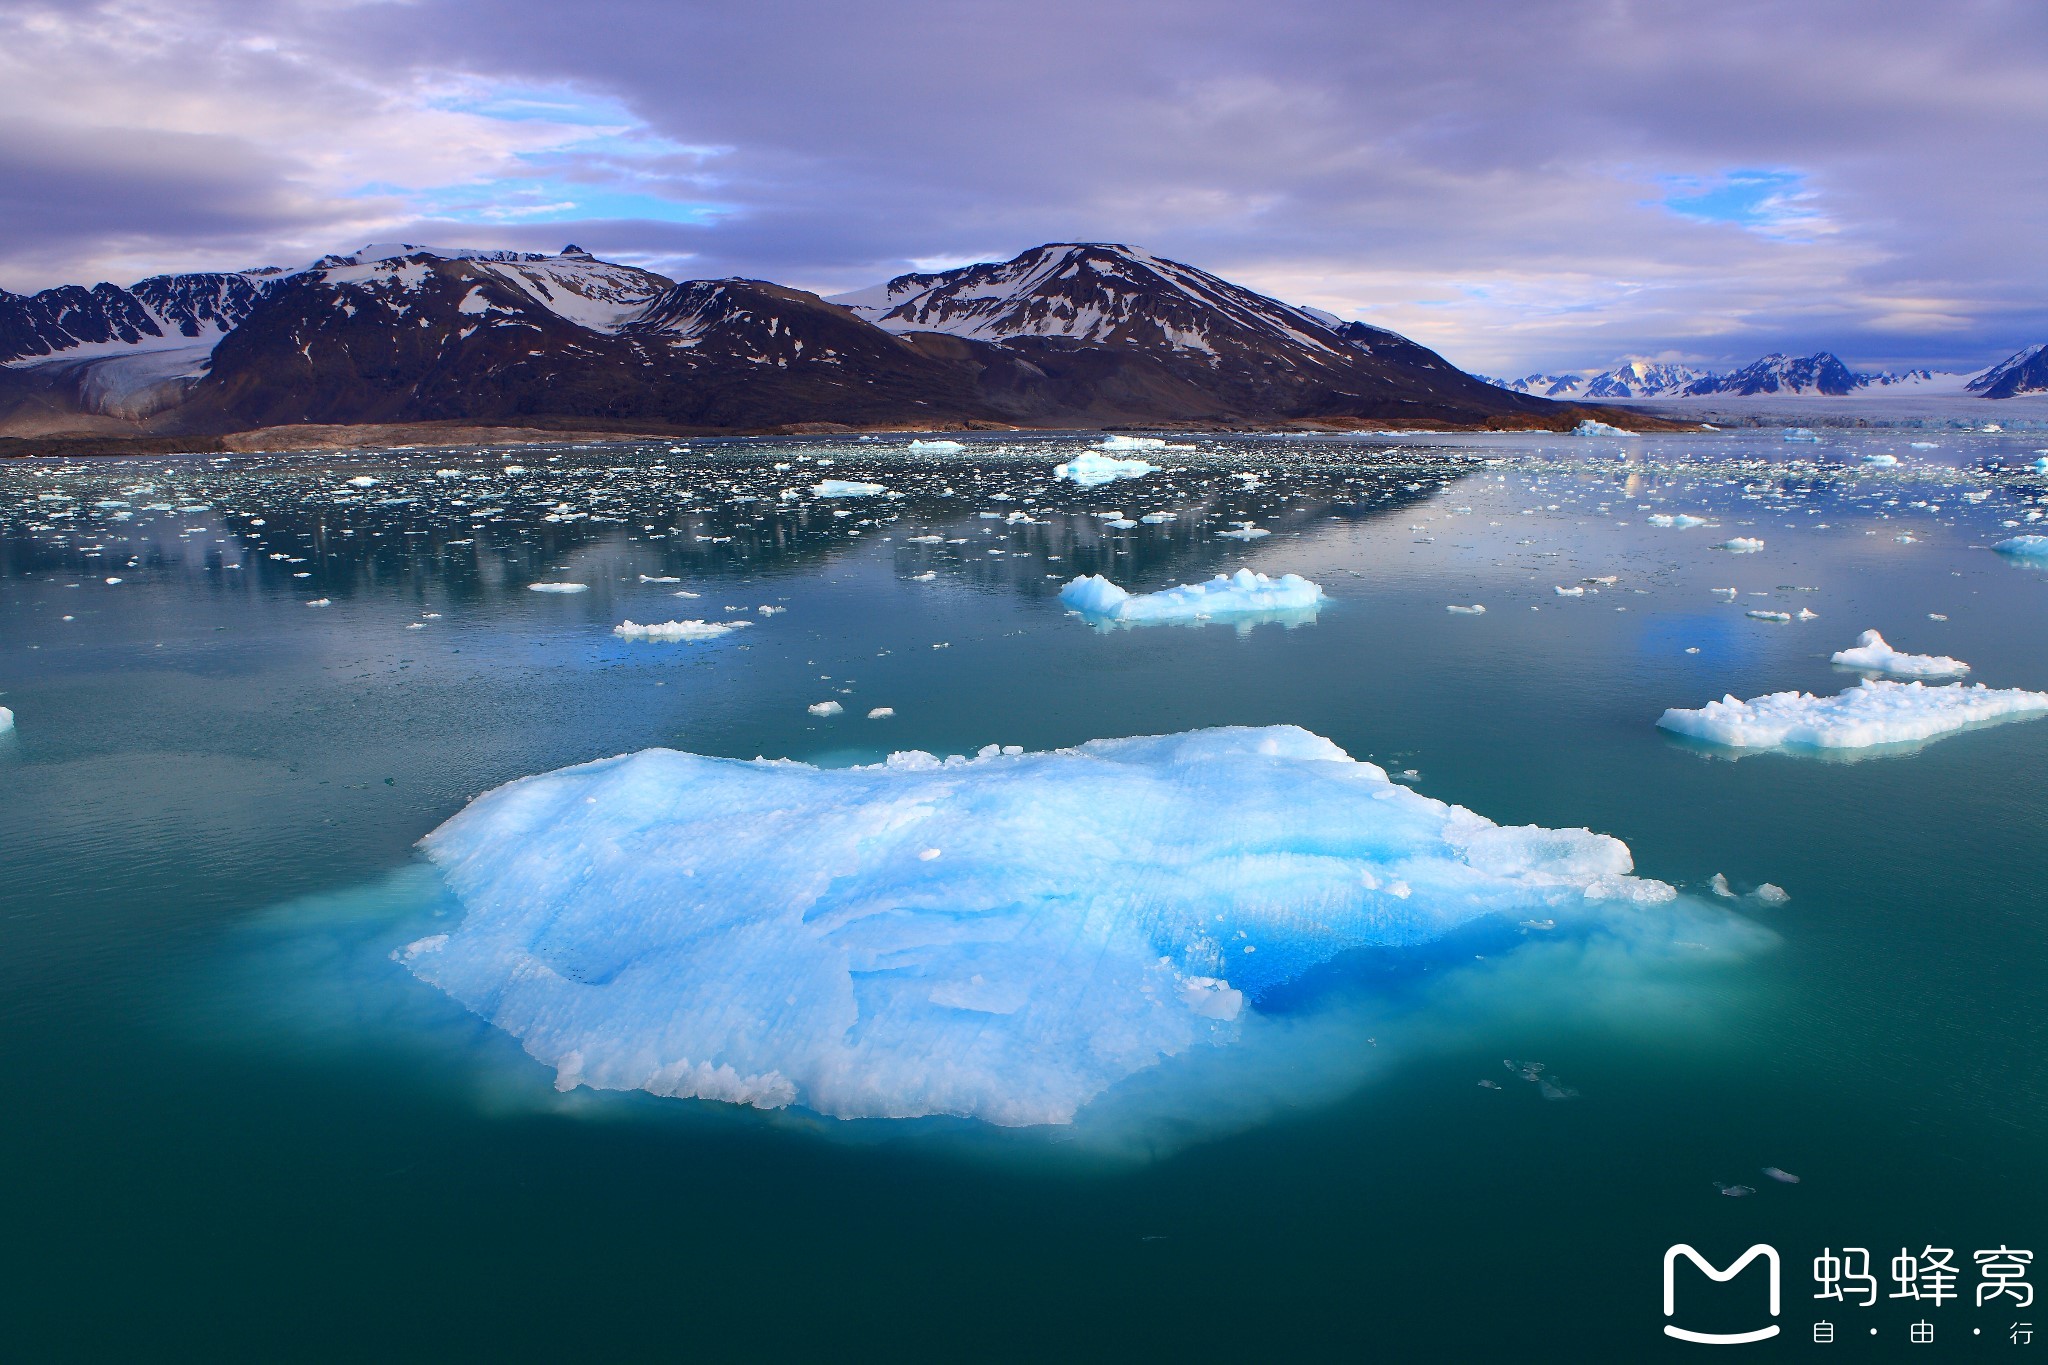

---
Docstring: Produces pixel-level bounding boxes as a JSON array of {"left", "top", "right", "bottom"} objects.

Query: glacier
[
  {"left": 1059, "top": 568, "right": 1326, "bottom": 624},
  {"left": 1830, "top": 629, "right": 1968, "bottom": 677},
  {"left": 399, "top": 726, "right": 1685, "bottom": 1127},
  {"left": 1658, "top": 679, "right": 2048, "bottom": 752}
]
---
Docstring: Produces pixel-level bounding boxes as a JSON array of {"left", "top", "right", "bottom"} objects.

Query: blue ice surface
[{"left": 402, "top": 725, "right": 1692, "bottom": 1127}]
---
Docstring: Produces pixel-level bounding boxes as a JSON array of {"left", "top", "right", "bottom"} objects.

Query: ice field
[{"left": 5, "top": 418, "right": 2048, "bottom": 1356}]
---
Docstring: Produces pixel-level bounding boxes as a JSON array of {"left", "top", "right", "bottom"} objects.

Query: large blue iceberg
[{"left": 403, "top": 726, "right": 1680, "bottom": 1126}]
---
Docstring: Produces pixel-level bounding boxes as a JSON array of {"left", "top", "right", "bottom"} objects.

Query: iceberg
[
  {"left": 1783, "top": 428, "right": 1821, "bottom": 442},
  {"left": 1718, "top": 537, "right": 1764, "bottom": 553},
  {"left": 1830, "top": 629, "right": 1968, "bottom": 677},
  {"left": 401, "top": 726, "right": 1680, "bottom": 1126},
  {"left": 1658, "top": 679, "right": 2048, "bottom": 752},
  {"left": 613, "top": 619, "right": 750, "bottom": 641},
  {"left": 812, "top": 480, "right": 889, "bottom": 497},
  {"left": 1096, "top": 434, "right": 1168, "bottom": 450},
  {"left": 1647, "top": 514, "right": 1708, "bottom": 528},
  {"left": 1059, "top": 568, "right": 1326, "bottom": 623},
  {"left": 1054, "top": 451, "right": 1159, "bottom": 487},
  {"left": 906, "top": 439, "right": 965, "bottom": 453},
  {"left": 1995, "top": 535, "right": 2048, "bottom": 558},
  {"left": 1572, "top": 419, "right": 1626, "bottom": 436},
  {"left": 528, "top": 582, "right": 589, "bottom": 593}
]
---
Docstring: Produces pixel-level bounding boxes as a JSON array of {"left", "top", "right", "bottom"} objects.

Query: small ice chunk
[
  {"left": 1782, "top": 428, "right": 1821, "bottom": 442},
  {"left": 614, "top": 620, "right": 750, "bottom": 641},
  {"left": 907, "top": 439, "right": 965, "bottom": 452},
  {"left": 639, "top": 575, "right": 681, "bottom": 583},
  {"left": 1658, "top": 679, "right": 2048, "bottom": 751},
  {"left": 1831, "top": 629, "right": 1969, "bottom": 677},
  {"left": 1216, "top": 521, "right": 1270, "bottom": 540},
  {"left": 807, "top": 700, "right": 844, "bottom": 716},
  {"left": 1446, "top": 604, "right": 1486, "bottom": 614},
  {"left": 1719, "top": 537, "right": 1765, "bottom": 553},
  {"left": 1747, "top": 609, "right": 1791, "bottom": 622},
  {"left": 529, "top": 582, "right": 589, "bottom": 593},
  {"left": 1863, "top": 453, "right": 1899, "bottom": 467},
  {"left": 1060, "top": 568, "right": 1325, "bottom": 623},
  {"left": 812, "top": 480, "right": 889, "bottom": 497},
  {"left": 867, "top": 707, "right": 894, "bottom": 719},
  {"left": 347, "top": 476, "right": 380, "bottom": 487},
  {"left": 0, "top": 706, "right": 13, "bottom": 733},
  {"left": 1762, "top": 1167, "right": 1801, "bottom": 1184},
  {"left": 1715, "top": 1183, "right": 1758, "bottom": 1196},
  {"left": 306, "top": 598, "right": 331, "bottom": 607},
  {"left": 1096, "top": 434, "right": 1168, "bottom": 450},
  {"left": 1054, "top": 451, "right": 1158, "bottom": 486},
  {"left": 1554, "top": 585, "right": 1585, "bottom": 597},
  {"left": 1752, "top": 883, "right": 1790, "bottom": 905},
  {"left": 1709, "top": 873, "right": 1734, "bottom": 898}
]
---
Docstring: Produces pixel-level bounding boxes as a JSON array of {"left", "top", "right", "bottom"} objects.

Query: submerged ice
[
  {"left": 402, "top": 726, "right": 1680, "bottom": 1126},
  {"left": 1659, "top": 679, "right": 2048, "bottom": 751},
  {"left": 1059, "top": 568, "right": 1326, "bottom": 623}
]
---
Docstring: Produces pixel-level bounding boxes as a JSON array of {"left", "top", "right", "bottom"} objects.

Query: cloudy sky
[{"left": 2, "top": 0, "right": 2042, "bottom": 376}]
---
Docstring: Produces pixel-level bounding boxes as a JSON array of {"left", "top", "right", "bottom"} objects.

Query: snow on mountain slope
[
  {"left": 1969, "top": 342, "right": 2048, "bottom": 398},
  {"left": 829, "top": 242, "right": 1350, "bottom": 359},
  {"left": 296, "top": 244, "right": 672, "bottom": 334},
  {"left": 0, "top": 272, "right": 266, "bottom": 367}
]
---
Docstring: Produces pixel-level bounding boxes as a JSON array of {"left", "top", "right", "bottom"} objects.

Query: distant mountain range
[
  {"left": 1486, "top": 347, "right": 2047, "bottom": 400},
  {"left": 0, "top": 242, "right": 1634, "bottom": 443}
]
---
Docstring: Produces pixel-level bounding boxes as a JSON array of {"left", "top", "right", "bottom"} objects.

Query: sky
[{"left": 1, "top": 0, "right": 2043, "bottom": 377}]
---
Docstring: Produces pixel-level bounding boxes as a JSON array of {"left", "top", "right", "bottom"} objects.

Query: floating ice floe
[
  {"left": 1060, "top": 568, "right": 1326, "bottom": 624},
  {"left": 906, "top": 439, "right": 965, "bottom": 453},
  {"left": 807, "top": 700, "right": 844, "bottom": 717},
  {"left": 867, "top": 707, "right": 894, "bottom": 719},
  {"left": 1863, "top": 453, "right": 1899, "bottom": 467},
  {"left": 813, "top": 480, "right": 889, "bottom": 497},
  {"left": 1554, "top": 585, "right": 1585, "bottom": 597},
  {"left": 2033, "top": 456, "right": 2048, "bottom": 474},
  {"left": 1647, "top": 514, "right": 1708, "bottom": 529},
  {"left": 528, "top": 582, "right": 589, "bottom": 593},
  {"left": 1054, "top": 451, "right": 1159, "bottom": 487},
  {"left": 1783, "top": 428, "right": 1821, "bottom": 442},
  {"left": 1830, "top": 629, "right": 1969, "bottom": 677},
  {"left": 1718, "top": 537, "right": 1765, "bottom": 553},
  {"left": 1217, "top": 521, "right": 1271, "bottom": 540},
  {"left": 401, "top": 725, "right": 1684, "bottom": 1125},
  {"left": 1658, "top": 679, "right": 2048, "bottom": 752},
  {"left": 305, "top": 598, "right": 332, "bottom": 607},
  {"left": 1097, "top": 434, "right": 1168, "bottom": 451},
  {"left": 0, "top": 706, "right": 12, "bottom": 733},
  {"left": 614, "top": 619, "right": 750, "bottom": 641},
  {"left": 1762, "top": 1166, "right": 1801, "bottom": 1184},
  {"left": 1994, "top": 535, "right": 2048, "bottom": 557},
  {"left": 1747, "top": 610, "right": 1791, "bottom": 622},
  {"left": 1572, "top": 419, "right": 1626, "bottom": 436},
  {"left": 1447, "top": 604, "right": 1486, "bottom": 614},
  {"left": 638, "top": 574, "right": 681, "bottom": 583}
]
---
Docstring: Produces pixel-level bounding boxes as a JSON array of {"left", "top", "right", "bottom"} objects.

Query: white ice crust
[
  {"left": 1059, "top": 568, "right": 1326, "bottom": 622},
  {"left": 1658, "top": 679, "right": 2048, "bottom": 751},
  {"left": 1830, "top": 629, "right": 1968, "bottom": 677},
  {"left": 614, "top": 619, "right": 750, "bottom": 641},
  {"left": 403, "top": 726, "right": 1675, "bottom": 1125}
]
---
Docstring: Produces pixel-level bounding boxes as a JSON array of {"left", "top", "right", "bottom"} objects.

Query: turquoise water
[{"left": 3, "top": 428, "right": 2045, "bottom": 1358}]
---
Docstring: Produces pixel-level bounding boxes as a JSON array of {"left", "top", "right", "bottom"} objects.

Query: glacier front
[{"left": 401, "top": 726, "right": 1680, "bottom": 1126}]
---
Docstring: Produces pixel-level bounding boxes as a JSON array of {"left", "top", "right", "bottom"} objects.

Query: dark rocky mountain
[
  {"left": 1967, "top": 343, "right": 2048, "bottom": 398},
  {"left": 3, "top": 241, "right": 1637, "bottom": 440}
]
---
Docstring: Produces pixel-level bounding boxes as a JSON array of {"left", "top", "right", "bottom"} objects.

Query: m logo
[{"left": 1663, "top": 1244, "right": 1782, "bottom": 1344}]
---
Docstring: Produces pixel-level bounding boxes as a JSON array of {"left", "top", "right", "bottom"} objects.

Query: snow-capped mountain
[
  {"left": 1968, "top": 342, "right": 2048, "bottom": 398},
  {"left": 3, "top": 241, "right": 1621, "bottom": 439},
  {"left": 1487, "top": 361, "right": 1709, "bottom": 400},
  {"left": 1684, "top": 352, "right": 1861, "bottom": 397},
  {"left": 0, "top": 271, "right": 266, "bottom": 366}
]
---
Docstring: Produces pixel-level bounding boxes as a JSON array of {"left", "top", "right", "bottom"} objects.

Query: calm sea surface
[{"left": 3, "top": 425, "right": 2044, "bottom": 1359}]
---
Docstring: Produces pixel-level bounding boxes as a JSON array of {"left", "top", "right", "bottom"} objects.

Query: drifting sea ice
[
  {"left": 812, "top": 480, "right": 890, "bottom": 497},
  {"left": 528, "top": 582, "right": 589, "bottom": 593},
  {"left": 0, "top": 705, "right": 12, "bottom": 733},
  {"left": 401, "top": 726, "right": 1684, "bottom": 1126},
  {"left": 614, "top": 620, "right": 750, "bottom": 641},
  {"left": 1054, "top": 451, "right": 1159, "bottom": 487},
  {"left": 1995, "top": 535, "right": 2048, "bottom": 557},
  {"left": 906, "top": 440, "right": 965, "bottom": 453},
  {"left": 1658, "top": 679, "right": 2048, "bottom": 752},
  {"left": 1719, "top": 537, "right": 1765, "bottom": 553},
  {"left": 1647, "top": 514, "right": 1708, "bottom": 529},
  {"left": 1059, "top": 568, "right": 1326, "bottom": 623},
  {"left": 1830, "top": 629, "right": 1969, "bottom": 677},
  {"left": 1572, "top": 420, "right": 1626, "bottom": 436},
  {"left": 1096, "top": 434, "right": 1168, "bottom": 451}
]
